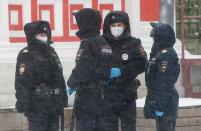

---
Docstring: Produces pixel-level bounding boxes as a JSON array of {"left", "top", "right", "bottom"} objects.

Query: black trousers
[
  {"left": 75, "top": 96, "right": 114, "bottom": 131},
  {"left": 27, "top": 112, "right": 59, "bottom": 131},
  {"left": 156, "top": 116, "right": 176, "bottom": 131},
  {"left": 75, "top": 114, "right": 114, "bottom": 131},
  {"left": 109, "top": 101, "right": 136, "bottom": 131}
]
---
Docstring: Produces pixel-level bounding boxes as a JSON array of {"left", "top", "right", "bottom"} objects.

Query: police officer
[
  {"left": 102, "top": 11, "right": 147, "bottom": 131},
  {"left": 15, "top": 20, "right": 68, "bottom": 131},
  {"left": 144, "top": 23, "right": 180, "bottom": 131},
  {"left": 67, "top": 8, "right": 113, "bottom": 131}
]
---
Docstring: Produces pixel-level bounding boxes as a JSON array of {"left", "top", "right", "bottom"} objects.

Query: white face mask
[
  {"left": 110, "top": 27, "right": 124, "bottom": 37},
  {"left": 36, "top": 35, "right": 48, "bottom": 43}
]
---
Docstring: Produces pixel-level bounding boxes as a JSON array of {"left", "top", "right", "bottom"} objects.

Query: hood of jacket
[
  {"left": 74, "top": 8, "right": 102, "bottom": 39},
  {"left": 150, "top": 23, "right": 176, "bottom": 54},
  {"left": 103, "top": 11, "right": 131, "bottom": 42},
  {"left": 24, "top": 20, "right": 52, "bottom": 45}
]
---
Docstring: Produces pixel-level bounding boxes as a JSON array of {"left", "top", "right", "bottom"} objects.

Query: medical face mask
[
  {"left": 36, "top": 35, "right": 48, "bottom": 43},
  {"left": 110, "top": 27, "right": 124, "bottom": 37}
]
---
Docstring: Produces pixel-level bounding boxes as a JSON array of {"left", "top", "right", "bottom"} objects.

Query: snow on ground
[
  {"left": 2, "top": 97, "right": 201, "bottom": 109},
  {"left": 136, "top": 97, "right": 201, "bottom": 107}
]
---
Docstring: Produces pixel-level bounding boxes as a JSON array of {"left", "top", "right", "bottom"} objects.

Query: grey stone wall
[{"left": 0, "top": 106, "right": 201, "bottom": 131}]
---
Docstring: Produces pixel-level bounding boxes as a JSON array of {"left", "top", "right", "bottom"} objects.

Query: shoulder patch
[
  {"left": 161, "top": 61, "right": 168, "bottom": 72},
  {"left": 76, "top": 49, "right": 83, "bottom": 61},
  {"left": 19, "top": 64, "right": 26, "bottom": 75},
  {"left": 138, "top": 46, "right": 145, "bottom": 56}
]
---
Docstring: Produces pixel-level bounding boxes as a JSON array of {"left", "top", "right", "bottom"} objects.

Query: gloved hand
[
  {"left": 155, "top": 111, "right": 164, "bottom": 117},
  {"left": 109, "top": 68, "right": 121, "bottom": 78},
  {"left": 67, "top": 87, "right": 76, "bottom": 96}
]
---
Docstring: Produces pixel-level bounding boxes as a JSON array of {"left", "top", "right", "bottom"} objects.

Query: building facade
[{"left": 0, "top": 0, "right": 184, "bottom": 108}]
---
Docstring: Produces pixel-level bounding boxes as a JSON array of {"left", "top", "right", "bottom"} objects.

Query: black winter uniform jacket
[
  {"left": 144, "top": 23, "right": 180, "bottom": 118},
  {"left": 67, "top": 8, "right": 108, "bottom": 119},
  {"left": 15, "top": 21, "right": 67, "bottom": 115},
  {"left": 102, "top": 11, "right": 147, "bottom": 102}
]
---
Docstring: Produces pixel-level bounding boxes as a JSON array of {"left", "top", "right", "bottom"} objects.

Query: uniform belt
[
  {"left": 107, "top": 78, "right": 140, "bottom": 90},
  {"left": 34, "top": 87, "right": 60, "bottom": 96},
  {"left": 46, "top": 88, "right": 60, "bottom": 95}
]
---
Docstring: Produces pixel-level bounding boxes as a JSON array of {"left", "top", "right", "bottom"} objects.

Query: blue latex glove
[
  {"left": 67, "top": 87, "right": 76, "bottom": 96},
  {"left": 155, "top": 111, "right": 164, "bottom": 117},
  {"left": 109, "top": 68, "right": 121, "bottom": 78}
]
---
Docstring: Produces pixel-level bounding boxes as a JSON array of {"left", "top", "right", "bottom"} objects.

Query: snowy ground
[
  {"left": 136, "top": 97, "right": 201, "bottom": 107},
  {"left": 2, "top": 97, "right": 201, "bottom": 109},
  {"left": 68, "top": 95, "right": 201, "bottom": 108}
]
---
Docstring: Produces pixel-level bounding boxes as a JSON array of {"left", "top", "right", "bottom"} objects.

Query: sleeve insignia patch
[
  {"left": 161, "top": 61, "right": 168, "bottom": 72},
  {"left": 19, "top": 64, "right": 25, "bottom": 75},
  {"left": 138, "top": 47, "right": 145, "bottom": 55},
  {"left": 76, "top": 49, "right": 83, "bottom": 61}
]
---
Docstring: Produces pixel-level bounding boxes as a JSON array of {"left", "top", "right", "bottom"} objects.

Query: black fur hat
[
  {"left": 24, "top": 20, "right": 52, "bottom": 44},
  {"left": 35, "top": 23, "right": 49, "bottom": 35},
  {"left": 73, "top": 8, "right": 102, "bottom": 38}
]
